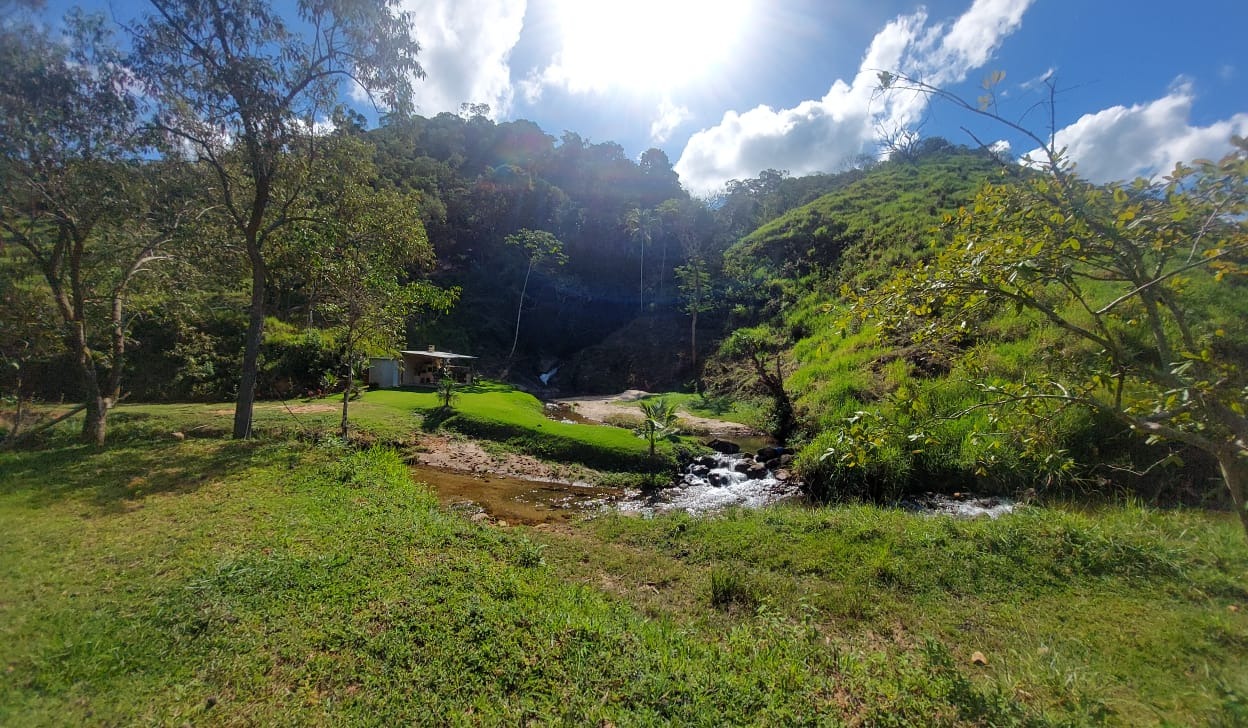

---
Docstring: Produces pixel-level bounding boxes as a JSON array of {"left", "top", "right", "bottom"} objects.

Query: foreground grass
[{"left": 1, "top": 424, "right": 1246, "bottom": 724}]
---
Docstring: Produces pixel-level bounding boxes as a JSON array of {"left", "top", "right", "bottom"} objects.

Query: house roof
[{"left": 401, "top": 350, "right": 476, "bottom": 360}]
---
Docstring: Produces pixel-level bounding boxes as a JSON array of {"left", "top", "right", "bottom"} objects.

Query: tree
[
  {"left": 129, "top": 0, "right": 424, "bottom": 439},
  {"left": 865, "top": 72, "right": 1248, "bottom": 536},
  {"left": 637, "top": 397, "right": 680, "bottom": 458},
  {"left": 718, "top": 327, "right": 796, "bottom": 442},
  {"left": 0, "top": 14, "right": 188, "bottom": 445},
  {"left": 675, "top": 255, "right": 713, "bottom": 380},
  {"left": 436, "top": 374, "right": 457, "bottom": 410},
  {"left": 300, "top": 139, "right": 454, "bottom": 442},
  {"left": 624, "top": 206, "right": 657, "bottom": 313},
  {"left": 504, "top": 229, "right": 566, "bottom": 360}
]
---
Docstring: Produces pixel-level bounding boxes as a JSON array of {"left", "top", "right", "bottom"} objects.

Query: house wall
[{"left": 367, "top": 358, "right": 401, "bottom": 388}]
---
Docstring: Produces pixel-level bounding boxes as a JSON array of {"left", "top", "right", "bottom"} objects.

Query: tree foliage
[
  {"left": 858, "top": 130, "right": 1248, "bottom": 533},
  {"left": 129, "top": 0, "right": 424, "bottom": 439},
  {"left": 0, "top": 13, "right": 191, "bottom": 444},
  {"left": 636, "top": 397, "right": 680, "bottom": 458}
]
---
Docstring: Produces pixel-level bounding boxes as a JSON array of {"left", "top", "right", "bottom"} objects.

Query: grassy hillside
[
  {"left": 713, "top": 145, "right": 1241, "bottom": 504},
  {"left": 726, "top": 142, "right": 1004, "bottom": 296},
  {"left": 2, "top": 423, "right": 1245, "bottom": 725}
]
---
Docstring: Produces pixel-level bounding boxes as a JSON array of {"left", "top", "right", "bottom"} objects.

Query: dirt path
[{"left": 553, "top": 390, "right": 764, "bottom": 440}]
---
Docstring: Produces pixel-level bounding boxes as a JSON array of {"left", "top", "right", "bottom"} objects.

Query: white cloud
[
  {"left": 399, "top": 0, "right": 526, "bottom": 119},
  {"left": 674, "top": 0, "right": 1034, "bottom": 195},
  {"left": 649, "top": 99, "right": 692, "bottom": 143},
  {"left": 1034, "top": 81, "right": 1248, "bottom": 182}
]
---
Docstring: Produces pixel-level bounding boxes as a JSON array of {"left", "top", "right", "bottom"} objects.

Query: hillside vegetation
[{"left": 708, "top": 141, "right": 1247, "bottom": 510}]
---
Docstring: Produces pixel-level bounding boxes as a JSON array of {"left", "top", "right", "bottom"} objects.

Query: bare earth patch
[{"left": 412, "top": 433, "right": 587, "bottom": 484}]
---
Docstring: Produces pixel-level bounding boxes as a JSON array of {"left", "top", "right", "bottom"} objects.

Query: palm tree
[
  {"left": 637, "top": 398, "right": 680, "bottom": 457},
  {"left": 624, "top": 207, "right": 657, "bottom": 314}
]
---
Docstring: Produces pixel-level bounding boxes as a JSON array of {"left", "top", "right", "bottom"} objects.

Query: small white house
[{"left": 368, "top": 346, "right": 476, "bottom": 388}]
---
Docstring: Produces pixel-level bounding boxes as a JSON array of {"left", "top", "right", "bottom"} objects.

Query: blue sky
[{"left": 40, "top": 0, "right": 1248, "bottom": 195}]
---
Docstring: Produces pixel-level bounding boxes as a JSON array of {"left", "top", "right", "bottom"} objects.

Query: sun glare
[{"left": 552, "top": 0, "right": 753, "bottom": 93}]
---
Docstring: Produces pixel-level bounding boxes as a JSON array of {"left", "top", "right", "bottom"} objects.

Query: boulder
[
  {"left": 764, "top": 457, "right": 781, "bottom": 471},
  {"left": 779, "top": 453, "right": 794, "bottom": 467},
  {"left": 757, "top": 445, "right": 783, "bottom": 461},
  {"left": 705, "top": 439, "right": 740, "bottom": 454},
  {"left": 708, "top": 471, "right": 731, "bottom": 487},
  {"left": 745, "top": 461, "right": 769, "bottom": 479},
  {"left": 733, "top": 460, "right": 752, "bottom": 474}
]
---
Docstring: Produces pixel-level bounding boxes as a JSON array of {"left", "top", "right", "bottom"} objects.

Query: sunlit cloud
[
  {"left": 1032, "top": 80, "right": 1248, "bottom": 182},
  {"left": 525, "top": 0, "right": 753, "bottom": 98},
  {"left": 649, "top": 98, "right": 692, "bottom": 144},
  {"left": 674, "top": 0, "right": 1034, "bottom": 195},
  {"left": 398, "top": 0, "right": 526, "bottom": 119}
]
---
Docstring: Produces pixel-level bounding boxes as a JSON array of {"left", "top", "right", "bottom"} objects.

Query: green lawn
[
  {"left": 1, "top": 409, "right": 1246, "bottom": 725},
  {"left": 111, "top": 382, "right": 680, "bottom": 473}
]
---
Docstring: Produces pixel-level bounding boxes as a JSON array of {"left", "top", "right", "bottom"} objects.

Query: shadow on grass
[
  {"left": 419, "top": 406, "right": 456, "bottom": 432},
  {"left": 0, "top": 436, "right": 271, "bottom": 514}
]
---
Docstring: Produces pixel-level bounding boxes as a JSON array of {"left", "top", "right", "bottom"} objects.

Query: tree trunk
[
  {"left": 233, "top": 253, "right": 267, "bottom": 439},
  {"left": 690, "top": 309, "right": 698, "bottom": 377},
  {"left": 508, "top": 259, "right": 533, "bottom": 360},
  {"left": 1217, "top": 448, "right": 1248, "bottom": 538},
  {"left": 82, "top": 395, "right": 109, "bottom": 446},
  {"left": 639, "top": 241, "right": 645, "bottom": 314},
  {"left": 66, "top": 319, "right": 109, "bottom": 447},
  {"left": 340, "top": 373, "right": 350, "bottom": 441}
]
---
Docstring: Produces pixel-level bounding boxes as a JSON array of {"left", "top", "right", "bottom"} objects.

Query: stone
[
  {"left": 970, "top": 651, "right": 988, "bottom": 666},
  {"left": 470, "top": 512, "right": 490, "bottom": 524},
  {"left": 171, "top": 431, "right": 185, "bottom": 441},
  {"left": 775, "top": 469, "right": 791, "bottom": 481},
  {"left": 779, "top": 454, "right": 794, "bottom": 467},
  {"left": 764, "top": 457, "right": 781, "bottom": 470},
  {"left": 708, "top": 471, "right": 730, "bottom": 487},
  {"left": 757, "top": 446, "right": 783, "bottom": 461},
  {"left": 733, "top": 460, "right": 752, "bottom": 474},
  {"left": 745, "top": 461, "right": 769, "bottom": 479},
  {"left": 705, "top": 438, "right": 740, "bottom": 454}
]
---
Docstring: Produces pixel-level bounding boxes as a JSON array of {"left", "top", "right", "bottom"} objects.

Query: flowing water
[
  {"left": 414, "top": 439, "right": 1014, "bottom": 523},
  {"left": 617, "top": 452, "right": 802, "bottom": 516},
  {"left": 413, "top": 450, "right": 801, "bottom": 523}
]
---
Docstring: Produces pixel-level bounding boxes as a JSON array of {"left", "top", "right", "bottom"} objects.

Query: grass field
[
  {"left": 88, "top": 383, "right": 683, "bottom": 473},
  {"left": 1, "top": 407, "right": 1246, "bottom": 725}
]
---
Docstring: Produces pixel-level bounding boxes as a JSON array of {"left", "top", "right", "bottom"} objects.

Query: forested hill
[{"left": 354, "top": 112, "right": 863, "bottom": 387}]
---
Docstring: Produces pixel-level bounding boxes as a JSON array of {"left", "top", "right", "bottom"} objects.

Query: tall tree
[
  {"left": 0, "top": 13, "right": 187, "bottom": 445},
  {"left": 504, "top": 229, "right": 566, "bottom": 360},
  {"left": 675, "top": 254, "right": 712, "bottom": 379},
  {"left": 129, "top": 0, "right": 424, "bottom": 439},
  {"left": 624, "top": 207, "right": 657, "bottom": 313}
]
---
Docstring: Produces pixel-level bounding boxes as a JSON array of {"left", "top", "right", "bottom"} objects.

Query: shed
[{"left": 368, "top": 346, "right": 477, "bottom": 387}]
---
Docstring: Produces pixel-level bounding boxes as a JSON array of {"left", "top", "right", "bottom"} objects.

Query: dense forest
[{"left": 3, "top": 2, "right": 1247, "bottom": 524}]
